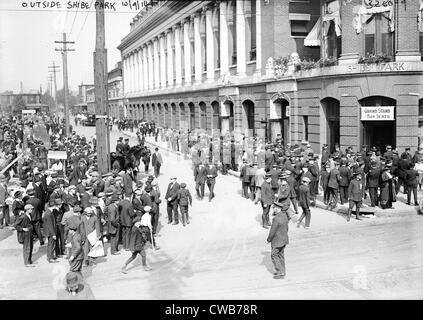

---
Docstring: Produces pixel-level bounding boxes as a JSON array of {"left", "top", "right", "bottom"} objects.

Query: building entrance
[{"left": 362, "top": 121, "right": 395, "bottom": 151}]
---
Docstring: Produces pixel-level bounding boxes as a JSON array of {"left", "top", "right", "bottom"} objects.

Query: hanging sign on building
[
  {"left": 361, "top": 106, "right": 395, "bottom": 121},
  {"left": 363, "top": 0, "right": 393, "bottom": 12}
]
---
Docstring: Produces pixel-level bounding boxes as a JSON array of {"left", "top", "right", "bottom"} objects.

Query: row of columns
[{"left": 123, "top": 0, "right": 262, "bottom": 95}]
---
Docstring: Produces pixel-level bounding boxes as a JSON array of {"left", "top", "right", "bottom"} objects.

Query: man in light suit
[
  {"left": 266, "top": 201, "right": 289, "bottom": 279},
  {"left": 165, "top": 177, "right": 180, "bottom": 225}
]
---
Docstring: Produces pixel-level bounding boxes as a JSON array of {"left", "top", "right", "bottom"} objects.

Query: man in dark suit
[
  {"left": 107, "top": 195, "right": 121, "bottom": 255},
  {"left": 25, "top": 188, "right": 44, "bottom": 245},
  {"left": 151, "top": 147, "right": 163, "bottom": 178},
  {"left": 165, "top": 177, "right": 180, "bottom": 225},
  {"left": 13, "top": 204, "right": 35, "bottom": 267},
  {"left": 397, "top": 152, "right": 411, "bottom": 194},
  {"left": 264, "top": 147, "right": 274, "bottom": 171},
  {"left": 338, "top": 160, "right": 351, "bottom": 205},
  {"left": 118, "top": 195, "right": 136, "bottom": 250},
  {"left": 42, "top": 200, "right": 57, "bottom": 262},
  {"left": 0, "top": 174, "right": 9, "bottom": 228},
  {"left": 122, "top": 168, "right": 133, "bottom": 197},
  {"left": 194, "top": 162, "right": 207, "bottom": 199},
  {"left": 266, "top": 201, "right": 289, "bottom": 279},
  {"left": 327, "top": 162, "right": 341, "bottom": 210},
  {"left": 206, "top": 162, "right": 218, "bottom": 202},
  {"left": 405, "top": 164, "right": 419, "bottom": 206},
  {"left": 366, "top": 160, "right": 381, "bottom": 207}
]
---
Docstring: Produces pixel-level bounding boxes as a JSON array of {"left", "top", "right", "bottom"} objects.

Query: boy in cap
[
  {"left": 347, "top": 172, "right": 365, "bottom": 221},
  {"left": 297, "top": 177, "right": 311, "bottom": 229},
  {"left": 178, "top": 183, "right": 192, "bottom": 226},
  {"left": 107, "top": 194, "right": 121, "bottom": 255},
  {"left": 266, "top": 201, "right": 289, "bottom": 279},
  {"left": 141, "top": 205, "right": 159, "bottom": 250},
  {"left": 320, "top": 163, "right": 331, "bottom": 205}
]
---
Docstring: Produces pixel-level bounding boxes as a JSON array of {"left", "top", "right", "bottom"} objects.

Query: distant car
[{"left": 84, "top": 114, "right": 96, "bottom": 126}]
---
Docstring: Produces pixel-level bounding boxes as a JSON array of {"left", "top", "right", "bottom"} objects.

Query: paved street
[{"left": 0, "top": 123, "right": 422, "bottom": 299}]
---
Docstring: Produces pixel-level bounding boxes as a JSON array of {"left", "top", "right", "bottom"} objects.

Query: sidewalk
[{"left": 121, "top": 129, "right": 419, "bottom": 219}]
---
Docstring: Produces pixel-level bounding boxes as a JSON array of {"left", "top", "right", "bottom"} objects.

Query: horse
[{"left": 110, "top": 144, "right": 146, "bottom": 173}]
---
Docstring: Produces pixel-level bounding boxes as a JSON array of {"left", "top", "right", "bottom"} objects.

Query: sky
[{"left": 0, "top": 0, "right": 138, "bottom": 94}]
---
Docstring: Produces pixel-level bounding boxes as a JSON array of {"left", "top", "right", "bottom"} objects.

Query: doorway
[
  {"left": 270, "top": 98, "right": 290, "bottom": 146},
  {"left": 242, "top": 99, "right": 255, "bottom": 137},
  {"left": 189, "top": 103, "right": 195, "bottom": 130},
  {"left": 360, "top": 96, "right": 396, "bottom": 152},
  {"left": 322, "top": 97, "right": 340, "bottom": 153}
]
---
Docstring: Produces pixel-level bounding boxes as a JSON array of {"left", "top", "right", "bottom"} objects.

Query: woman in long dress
[{"left": 379, "top": 164, "right": 396, "bottom": 209}]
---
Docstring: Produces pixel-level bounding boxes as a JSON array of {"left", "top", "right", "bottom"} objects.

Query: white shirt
[{"left": 140, "top": 212, "right": 152, "bottom": 229}]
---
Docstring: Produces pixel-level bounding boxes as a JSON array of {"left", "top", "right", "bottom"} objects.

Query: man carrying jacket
[
  {"left": 260, "top": 173, "right": 274, "bottom": 229},
  {"left": 267, "top": 201, "right": 289, "bottom": 279}
]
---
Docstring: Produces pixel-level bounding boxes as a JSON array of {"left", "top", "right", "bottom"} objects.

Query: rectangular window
[
  {"left": 364, "top": 13, "right": 394, "bottom": 56},
  {"left": 303, "top": 116, "right": 309, "bottom": 140},
  {"left": 291, "top": 21, "right": 308, "bottom": 37}
]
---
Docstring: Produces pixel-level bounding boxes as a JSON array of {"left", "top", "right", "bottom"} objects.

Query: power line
[
  {"left": 68, "top": 7, "right": 79, "bottom": 37},
  {"left": 75, "top": 0, "right": 94, "bottom": 41}
]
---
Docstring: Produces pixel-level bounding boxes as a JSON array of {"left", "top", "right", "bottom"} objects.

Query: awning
[{"left": 304, "top": 17, "right": 322, "bottom": 47}]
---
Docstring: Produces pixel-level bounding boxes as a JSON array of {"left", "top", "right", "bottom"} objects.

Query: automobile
[{"left": 84, "top": 114, "right": 96, "bottom": 126}]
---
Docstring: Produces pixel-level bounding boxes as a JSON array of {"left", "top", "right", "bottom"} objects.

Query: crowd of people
[
  {"left": 0, "top": 115, "right": 199, "bottom": 296},
  {"left": 3, "top": 112, "right": 423, "bottom": 290}
]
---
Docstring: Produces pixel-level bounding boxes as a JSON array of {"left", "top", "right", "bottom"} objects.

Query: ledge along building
[{"left": 118, "top": 0, "right": 423, "bottom": 154}]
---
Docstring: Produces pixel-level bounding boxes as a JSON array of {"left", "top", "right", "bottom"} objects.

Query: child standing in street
[
  {"left": 347, "top": 171, "right": 365, "bottom": 221},
  {"left": 178, "top": 183, "right": 192, "bottom": 226},
  {"left": 297, "top": 177, "right": 311, "bottom": 229}
]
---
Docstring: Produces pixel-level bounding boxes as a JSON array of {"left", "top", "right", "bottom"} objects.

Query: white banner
[
  {"left": 363, "top": 0, "right": 393, "bottom": 13},
  {"left": 361, "top": 106, "right": 395, "bottom": 121}
]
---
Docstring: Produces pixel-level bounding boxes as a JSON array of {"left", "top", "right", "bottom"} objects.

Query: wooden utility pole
[
  {"left": 94, "top": 0, "right": 110, "bottom": 174},
  {"left": 55, "top": 34, "right": 75, "bottom": 136},
  {"left": 48, "top": 61, "right": 60, "bottom": 114}
]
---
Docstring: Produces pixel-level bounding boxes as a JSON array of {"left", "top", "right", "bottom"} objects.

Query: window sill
[
  {"left": 229, "top": 65, "right": 237, "bottom": 68},
  {"left": 247, "top": 60, "right": 257, "bottom": 65},
  {"left": 290, "top": 36, "right": 307, "bottom": 39}
]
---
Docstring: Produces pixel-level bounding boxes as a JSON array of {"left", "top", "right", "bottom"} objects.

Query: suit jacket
[
  {"left": 42, "top": 208, "right": 56, "bottom": 237},
  {"left": 298, "top": 184, "right": 310, "bottom": 208},
  {"left": 405, "top": 169, "right": 419, "bottom": 187},
  {"left": 122, "top": 173, "right": 133, "bottom": 196},
  {"left": 320, "top": 170, "right": 330, "bottom": 189},
  {"left": 270, "top": 169, "right": 281, "bottom": 189},
  {"left": 260, "top": 181, "right": 274, "bottom": 205},
  {"left": 194, "top": 165, "right": 208, "bottom": 184},
  {"left": 206, "top": 165, "right": 218, "bottom": 179},
  {"left": 266, "top": 212, "right": 289, "bottom": 248},
  {"left": 80, "top": 191, "right": 90, "bottom": 210},
  {"left": 398, "top": 159, "right": 411, "bottom": 179},
  {"left": 338, "top": 166, "right": 351, "bottom": 187},
  {"left": 107, "top": 203, "right": 119, "bottom": 235},
  {"left": 276, "top": 184, "right": 291, "bottom": 211},
  {"left": 348, "top": 179, "right": 365, "bottom": 201},
  {"left": 26, "top": 197, "right": 42, "bottom": 221},
  {"left": 152, "top": 152, "right": 163, "bottom": 167},
  {"left": 178, "top": 189, "right": 192, "bottom": 206},
  {"left": 328, "top": 168, "right": 341, "bottom": 189},
  {"left": 366, "top": 167, "right": 381, "bottom": 188},
  {"left": 165, "top": 182, "right": 180, "bottom": 203},
  {"left": 118, "top": 199, "right": 135, "bottom": 227},
  {"left": 132, "top": 197, "right": 143, "bottom": 215}
]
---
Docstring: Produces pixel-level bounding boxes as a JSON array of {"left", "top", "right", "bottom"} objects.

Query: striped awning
[{"left": 304, "top": 17, "right": 322, "bottom": 47}]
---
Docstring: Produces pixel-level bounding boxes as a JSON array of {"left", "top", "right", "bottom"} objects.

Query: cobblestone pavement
[{"left": 0, "top": 123, "right": 422, "bottom": 299}]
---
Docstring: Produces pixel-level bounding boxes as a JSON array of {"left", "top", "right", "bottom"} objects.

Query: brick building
[
  {"left": 118, "top": 0, "right": 423, "bottom": 153},
  {"left": 0, "top": 91, "right": 48, "bottom": 115},
  {"left": 107, "top": 62, "right": 124, "bottom": 119}
]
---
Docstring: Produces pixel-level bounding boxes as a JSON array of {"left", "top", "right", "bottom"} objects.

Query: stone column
[
  {"left": 396, "top": 1, "right": 421, "bottom": 61},
  {"left": 143, "top": 45, "right": 148, "bottom": 91},
  {"left": 193, "top": 12, "right": 202, "bottom": 84},
  {"left": 338, "top": 0, "right": 361, "bottom": 65},
  {"left": 236, "top": 0, "right": 246, "bottom": 76},
  {"left": 174, "top": 24, "right": 182, "bottom": 86},
  {"left": 147, "top": 42, "right": 154, "bottom": 90},
  {"left": 138, "top": 47, "right": 144, "bottom": 92},
  {"left": 205, "top": 5, "right": 215, "bottom": 81},
  {"left": 219, "top": 1, "right": 229, "bottom": 76},
  {"left": 166, "top": 29, "right": 174, "bottom": 87},
  {"left": 183, "top": 17, "right": 192, "bottom": 85},
  {"left": 153, "top": 38, "right": 160, "bottom": 89},
  {"left": 255, "top": 0, "right": 262, "bottom": 74},
  {"left": 132, "top": 52, "right": 137, "bottom": 93},
  {"left": 123, "top": 57, "right": 128, "bottom": 95},
  {"left": 159, "top": 34, "right": 167, "bottom": 88},
  {"left": 128, "top": 54, "right": 133, "bottom": 93},
  {"left": 134, "top": 49, "right": 139, "bottom": 93}
]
